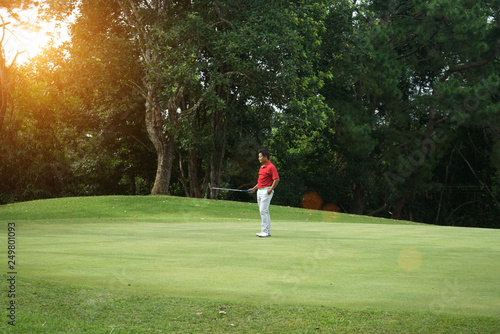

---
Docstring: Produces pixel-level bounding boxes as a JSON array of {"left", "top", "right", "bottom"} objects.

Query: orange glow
[
  {"left": 1, "top": 7, "right": 69, "bottom": 64},
  {"left": 322, "top": 203, "right": 341, "bottom": 212},
  {"left": 301, "top": 191, "right": 323, "bottom": 210}
]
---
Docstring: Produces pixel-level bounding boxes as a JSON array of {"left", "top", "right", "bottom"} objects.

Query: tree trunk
[
  {"left": 390, "top": 191, "right": 408, "bottom": 220},
  {"left": 130, "top": 171, "right": 136, "bottom": 195},
  {"left": 145, "top": 84, "right": 174, "bottom": 195},
  {"left": 150, "top": 136, "right": 174, "bottom": 194},
  {"left": 117, "top": 0, "right": 175, "bottom": 195},
  {"left": 0, "top": 48, "right": 7, "bottom": 132},
  {"left": 208, "top": 111, "right": 228, "bottom": 199},
  {"left": 350, "top": 182, "right": 365, "bottom": 214},
  {"left": 188, "top": 149, "right": 201, "bottom": 198}
]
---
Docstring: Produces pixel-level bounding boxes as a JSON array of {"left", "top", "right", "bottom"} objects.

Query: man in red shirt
[{"left": 249, "top": 149, "right": 279, "bottom": 237}]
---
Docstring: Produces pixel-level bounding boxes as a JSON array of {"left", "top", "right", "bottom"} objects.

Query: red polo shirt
[{"left": 258, "top": 161, "right": 279, "bottom": 188}]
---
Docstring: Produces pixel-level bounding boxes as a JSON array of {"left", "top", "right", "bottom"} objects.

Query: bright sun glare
[{"left": 1, "top": 7, "right": 68, "bottom": 64}]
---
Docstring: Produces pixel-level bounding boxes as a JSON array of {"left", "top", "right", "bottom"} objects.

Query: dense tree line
[{"left": 0, "top": 0, "right": 498, "bottom": 228}]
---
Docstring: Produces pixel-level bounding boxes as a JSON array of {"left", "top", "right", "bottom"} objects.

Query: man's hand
[{"left": 268, "top": 179, "right": 279, "bottom": 195}]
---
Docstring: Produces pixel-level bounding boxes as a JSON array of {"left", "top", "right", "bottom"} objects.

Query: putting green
[{"left": 9, "top": 206, "right": 500, "bottom": 317}]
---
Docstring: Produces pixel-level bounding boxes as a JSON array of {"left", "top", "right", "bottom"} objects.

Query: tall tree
[
  {"left": 362, "top": 0, "right": 499, "bottom": 221},
  {"left": 0, "top": 0, "right": 41, "bottom": 131},
  {"left": 268, "top": 0, "right": 364, "bottom": 209},
  {"left": 112, "top": 0, "right": 331, "bottom": 197},
  {"left": 270, "top": 0, "right": 500, "bottom": 227},
  {"left": 112, "top": 0, "right": 175, "bottom": 195},
  {"left": 52, "top": 0, "right": 156, "bottom": 196},
  {"left": 0, "top": 0, "right": 157, "bottom": 202},
  {"left": 319, "top": 0, "right": 500, "bottom": 223}
]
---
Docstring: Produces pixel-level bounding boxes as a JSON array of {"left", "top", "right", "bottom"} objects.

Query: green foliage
[
  {"left": 114, "top": 0, "right": 336, "bottom": 197},
  {"left": 0, "top": 0, "right": 156, "bottom": 203},
  {"left": 365, "top": 0, "right": 500, "bottom": 226},
  {"left": 273, "top": 0, "right": 500, "bottom": 226},
  {"left": 1, "top": 0, "right": 499, "bottom": 227}
]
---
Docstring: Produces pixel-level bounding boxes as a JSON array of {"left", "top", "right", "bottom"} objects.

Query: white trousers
[{"left": 257, "top": 187, "right": 274, "bottom": 235}]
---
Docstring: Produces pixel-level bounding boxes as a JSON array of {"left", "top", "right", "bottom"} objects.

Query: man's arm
[{"left": 268, "top": 178, "right": 279, "bottom": 194}]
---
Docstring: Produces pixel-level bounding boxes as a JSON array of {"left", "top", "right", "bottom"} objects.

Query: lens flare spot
[
  {"left": 322, "top": 203, "right": 341, "bottom": 212},
  {"left": 301, "top": 191, "right": 323, "bottom": 210}
]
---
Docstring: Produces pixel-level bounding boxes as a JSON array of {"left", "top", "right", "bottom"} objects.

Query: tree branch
[
  {"left": 457, "top": 148, "right": 500, "bottom": 208},
  {"left": 125, "top": 79, "right": 148, "bottom": 100},
  {"left": 8, "top": 50, "right": 26, "bottom": 70},
  {"left": 396, "top": 23, "right": 442, "bottom": 60},
  {"left": 396, "top": 45, "right": 422, "bottom": 60},
  {"left": 368, "top": 203, "right": 388, "bottom": 216},
  {"left": 448, "top": 200, "right": 479, "bottom": 224},
  {"left": 0, "top": 16, "right": 8, "bottom": 45},
  {"left": 440, "top": 49, "right": 500, "bottom": 82}
]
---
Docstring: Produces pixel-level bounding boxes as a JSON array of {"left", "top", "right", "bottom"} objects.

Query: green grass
[
  {"left": 0, "top": 195, "right": 416, "bottom": 224},
  {"left": 1, "top": 196, "right": 499, "bottom": 333},
  {"left": 8, "top": 278, "right": 500, "bottom": 333}
]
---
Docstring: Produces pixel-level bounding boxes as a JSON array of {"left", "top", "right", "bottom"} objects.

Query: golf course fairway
[{"left": 1, "top": 196, "right": 499, "bottom": 333}]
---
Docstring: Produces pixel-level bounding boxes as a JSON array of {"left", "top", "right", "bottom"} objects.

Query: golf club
[{"left": 210, "top": 186, "right": 251, "bottom": 193}]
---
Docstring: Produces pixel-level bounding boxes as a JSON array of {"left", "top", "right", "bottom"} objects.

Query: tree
[
  {"left": 318, "top": 0, "right": 500, "bottom": 224},
  {"left": 0, "top": 0, "right": 42, "bottom": 131},
  {"left": 36, "top": 0, "right": 329, "bottom": 198},
  {"left": 268, "top": 0, "right": 364, "bottom": 210},
  {"left": 0, "top": 58, "right": 73, "bottom": 202},
  {"left": 269, "top": 0, "right": 500, "bottom": 227},
  {"left": 111, "top": 0, "right": 332, "bottom": 197},
  {"left": 0, "top": 0, "right": 157, "bottom": 203},
  {"left": 361, "top": 0, "right": 499, "bottom": 222},
  {"left": 47, "top": 0, "right": 156, "bottom": 196}
]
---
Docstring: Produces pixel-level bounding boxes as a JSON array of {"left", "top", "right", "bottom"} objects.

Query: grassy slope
[
  {"left": 0, "top": 195, "right": 416, "bottom": 224},
  {"left": 1, "top": 196, "right": 499, "bottom": 333}
]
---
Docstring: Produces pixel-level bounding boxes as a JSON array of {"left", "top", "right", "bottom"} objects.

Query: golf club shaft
[{"left": 210, "top": 187, "right": 250, "bottom": 193}]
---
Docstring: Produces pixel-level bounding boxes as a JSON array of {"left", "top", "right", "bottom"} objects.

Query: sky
[{"left": 1, "top": 6, "right": 69, "bottom": 64}]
